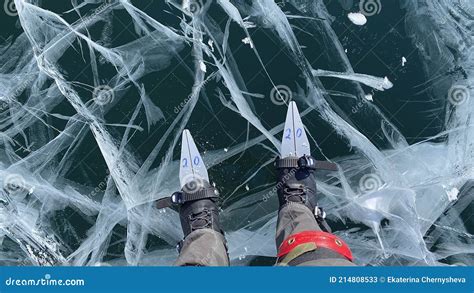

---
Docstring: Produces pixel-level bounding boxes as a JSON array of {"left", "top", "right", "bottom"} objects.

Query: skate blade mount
[
  {"left": 155, "top": 130, "right": 211, "bottom": 209},
  {"left": 280, "top": 101, "right": 338, "bottom": 171}
]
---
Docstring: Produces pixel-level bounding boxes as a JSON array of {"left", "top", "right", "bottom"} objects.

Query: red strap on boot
[{"left": 277, "top": 231, "right": 353, "bottom": 261}]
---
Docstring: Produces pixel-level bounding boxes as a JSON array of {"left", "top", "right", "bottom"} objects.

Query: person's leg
[
  {"left": 156, "top": 179, "right": 229, "bottom": 266},
  {"left": 175, "top": 229, "right": 229, "bottom": 266},
  {"left": 274, "top": 156, "right": 355, "bottom": 266},
  {"left": 275, "top": 203, "right": 355, "bottom": 266},
  {"left": 159, "top": 130, "right": 229, "bottom": 266},
  {"left": 173, "top": 182, "right": 229, "bottom": 266}
]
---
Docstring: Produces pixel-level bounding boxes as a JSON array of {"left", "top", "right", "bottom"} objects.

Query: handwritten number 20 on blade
[
  {"left": 179, "top": 129, "right": 210, "bottom": 190},
  {"left": 281, "top": 101, "right": 311, "bottom": 158},
  {"left": 155, "top": 130, "right": 215, "bottom": 209},
  {"left": 279, "top": 102, "right": 338, "bottom": 171}
]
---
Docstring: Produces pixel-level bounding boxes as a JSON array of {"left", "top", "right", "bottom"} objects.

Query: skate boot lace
[
  {"left": 283, "top": 184, "right": 307, "bottom": 204},
  {"left": 188, "top": 209, "right": 212, "bottom": 231}
]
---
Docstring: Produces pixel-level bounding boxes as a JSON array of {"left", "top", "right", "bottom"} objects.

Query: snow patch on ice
[
  {"left": 348, "top": 12, "right": 367, "bottom": 26},
  {"left": 241, "top": 37, "right": 254, "bottom": 48}
]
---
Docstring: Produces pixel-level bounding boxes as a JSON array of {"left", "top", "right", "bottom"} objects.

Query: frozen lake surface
[{"left": 0, "top": 0, "right": 473, "bottom": 266}]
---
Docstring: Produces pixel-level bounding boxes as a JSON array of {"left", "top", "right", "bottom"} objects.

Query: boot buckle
[
  {"left": 297, "top": 155, "right": 317, "bottom": 170},
  {"left": 314, "top": 206, "right": 326, "bottom": 219},
  {"left": 171, "top": 192, "right": 184, "bottom": 204}
]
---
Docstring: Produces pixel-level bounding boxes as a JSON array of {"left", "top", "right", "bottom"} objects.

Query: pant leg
[
  {"left": 275, "top": 203, "right": 355, "bottom": 266},
  {"left": 175, "top": 228, "right": 229, "bottom": 266}
]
